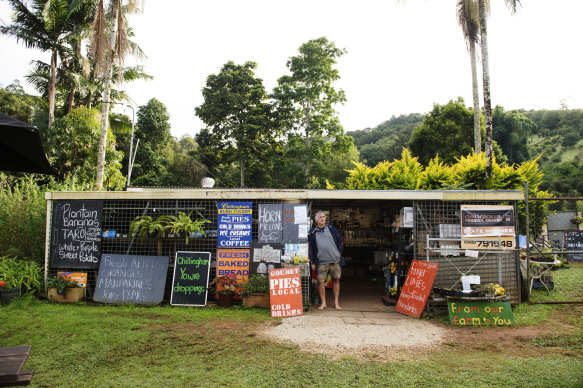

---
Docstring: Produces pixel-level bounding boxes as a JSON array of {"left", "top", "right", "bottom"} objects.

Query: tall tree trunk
[
  {"left": 48, "top": 49, "right": 58, "bottom": 128},
  {"left": 303, "top": 103, "right": 311, "bottom": 186},
  {"left": 240, "top": 157, "right": 245, "bottom": 188},
  {"left": 479, "top": 0, "right": 493, "bottom": 178},
  {"left": 470, "top": 40, "right": 481, "bottom": 154},
  {"left": 95, "top": 2, "right": 119, "bottom": 191}
]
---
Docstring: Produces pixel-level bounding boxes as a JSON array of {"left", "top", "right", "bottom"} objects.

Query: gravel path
[{"left": 260, "top": 310, "right": 447, "bottom": 356}]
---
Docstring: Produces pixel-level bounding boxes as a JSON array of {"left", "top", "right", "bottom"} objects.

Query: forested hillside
[{"left": 348, "top": 107, "right": 583, "bottom": 197}]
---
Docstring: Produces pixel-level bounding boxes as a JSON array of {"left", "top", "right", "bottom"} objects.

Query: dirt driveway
[{"left": 259, "top": 306, "right": 580, "bottom": 361}]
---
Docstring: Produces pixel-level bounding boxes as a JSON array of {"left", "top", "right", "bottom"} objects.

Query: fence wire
[{"left": 527, "top": 197, "right": 583, "bottom": 303}]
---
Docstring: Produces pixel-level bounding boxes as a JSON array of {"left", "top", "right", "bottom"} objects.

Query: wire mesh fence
[
  {"left": 414, "top": 200, "right": 521, "bottom": 305},
  {"left": 527, "top": 198, "right": 583, "bottom": 303},
  {"left": 47, "top": 198, "right": 290, "bottom": 303}
]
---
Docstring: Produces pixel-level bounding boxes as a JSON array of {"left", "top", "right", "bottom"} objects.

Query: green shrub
[{"left": 0, "top": 256, "right": 43, "bottom": 294}]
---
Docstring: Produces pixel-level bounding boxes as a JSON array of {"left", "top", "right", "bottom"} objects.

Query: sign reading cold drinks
[
  {"left": 269, "top": 266, "right": 303, "bottom": 317},
  {"left": 217, "top": 202, "right": 252, "bottom": 248}
]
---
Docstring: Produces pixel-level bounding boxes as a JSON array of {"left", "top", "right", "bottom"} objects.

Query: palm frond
[{"left": 91, "top": 0, "right": 109, "bottom": 78}]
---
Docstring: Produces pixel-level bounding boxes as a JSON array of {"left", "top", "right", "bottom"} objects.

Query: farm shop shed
[{"left": 44, "top": 188, "right": 524, "bottom": 306}]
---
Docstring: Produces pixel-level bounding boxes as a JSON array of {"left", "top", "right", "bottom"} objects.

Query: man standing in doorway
[{"left": 309, "top": 210, "right": 344, "bottom": 310}]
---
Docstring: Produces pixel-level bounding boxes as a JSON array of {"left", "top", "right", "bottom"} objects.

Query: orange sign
[
  {"left": 269, "top": 266, "right": 303, "bottom": 318},
  {"left": 395, "top": 260, "right": 439, "bottom": 318},
  {"left": 57, "top": 272, "right": 88, "bottom": 287}
]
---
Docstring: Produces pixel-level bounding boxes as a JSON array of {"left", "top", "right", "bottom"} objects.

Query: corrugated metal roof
[{"left": 45, "top": 188, "right": 524, "bottom": 201}]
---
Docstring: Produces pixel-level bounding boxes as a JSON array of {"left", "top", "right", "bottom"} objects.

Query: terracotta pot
[
  {"left": 47, "top": 287, "right": 85, "bottom": 303},
  {"left": 217, "top": 292, "right": 234, "bottom": 307},
  {"left": 0, "top": 287, "right": 20, "bottom": 304},
  {"left": 242, "top": 293, "right": 270, "bottom": 308}
]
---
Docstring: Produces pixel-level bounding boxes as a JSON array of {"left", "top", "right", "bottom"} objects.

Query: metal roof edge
[{"left": 45, "top": 189, "right": 524, "bottom": 201}]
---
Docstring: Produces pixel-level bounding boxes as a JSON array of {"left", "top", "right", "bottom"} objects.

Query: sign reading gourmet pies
[{"left": 460, "top": 205, "right": 515, "bottom": 250}]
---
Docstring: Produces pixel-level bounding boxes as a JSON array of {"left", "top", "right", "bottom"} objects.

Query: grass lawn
[{"left": 1, "top": 281, "right": 582, "bottom": 387}]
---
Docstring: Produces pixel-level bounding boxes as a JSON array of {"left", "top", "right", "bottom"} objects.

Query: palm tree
[
  {"left": 92, "top": 0, "right": 140, "bottom": 190},
  {"left": 477, "top": 0, "right": 521, "bottom": 178},
  {"left": 457, "top": 0, "right": 482, "bottom": 154},
  {"left": 1, "top": 0, "right": 94, "bottom": 127}
]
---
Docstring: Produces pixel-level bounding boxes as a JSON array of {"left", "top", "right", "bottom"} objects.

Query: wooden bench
[{"left": 0, "top": 346, "right": 33, "bottom": 387}]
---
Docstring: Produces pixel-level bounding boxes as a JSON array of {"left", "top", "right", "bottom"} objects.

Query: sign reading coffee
[
  {"left": 217, "top": 202, "right": 252, "bottom": 248},
  {"left": 50, "top": 200, "right": 102, "bottom": 269}
]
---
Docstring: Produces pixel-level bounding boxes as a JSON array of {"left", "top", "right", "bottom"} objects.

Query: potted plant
[
  {"left": 241, "top": 274, "right": 270, "bottom": 308},
  {"left": 166, "top": 211, "right": 210, "bottom": 244},
  {"left": 47, "top": 276, "right": 85, "bottom": 303},
  {"left": 129, "top": 214, "right": 173, "bottom": 255},
  {"left": 0, "top": 280, "right": 20, "bottom": 304},
  {"left": 216, "top": 273, "right": 239, "bottom": 307}
]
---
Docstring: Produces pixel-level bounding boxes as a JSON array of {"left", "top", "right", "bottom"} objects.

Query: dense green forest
[{"left": 348, "top": 101, "right": 583, "bottom": 197}]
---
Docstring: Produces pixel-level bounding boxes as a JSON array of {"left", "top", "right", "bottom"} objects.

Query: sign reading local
[
  {"left": 217, "top": 202, "right": 252, "bottom": 248},
  {"left": 460, "top": 205, "right": 515, "bottom": 250},
  {"left": 564, "top": 230, "right": 583, "bottom": 262},
  {"left": 448, "top": 301, "right": 515, "bottom": 326},
  {"left": 269, "top": 266, "right": 303, "bottom": 318},
  {"left": 395, "top": 260, "right": 439, "bottom": 318}
]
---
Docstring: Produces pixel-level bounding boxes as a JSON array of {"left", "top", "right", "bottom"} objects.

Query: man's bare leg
[
  {"left": 333, "top": 279, "right": 341, "bottom": 310},
  {"left": 318, "top": 280, "right": 327, "bottom": 310}
]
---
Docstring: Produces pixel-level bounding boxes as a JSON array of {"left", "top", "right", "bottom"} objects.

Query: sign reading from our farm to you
[
  {"left": 217, "top": 202, "right": 252, "bottom": 248},
  {"left": 171, "top": 251, "right": 211, "bottom": 306},
  {"left": 216, "top": 249, "right": 250, "bottom": 298},
  {"left": 395, "top": 260, "right": 439, "bottom": 318},
  {"left": 50, "top": 200, "right": 102, "bottom": 269},
  {"left": 258, "top": 204, "right": 283, "bottom": 243},
  {"left": 460, "top": 205, "right": 515, "bottom": 250},
  {"left": 448, "top": 301, "right": 515, "bottom": 326},
  {"left": 269, "top": 266, "right": 303, "bottom": 318},
  {"left": 93, "top": 254, "right": 169, "bottom": 305},
  {"left": 564, "top": 230, "right": 583, "bottom": 262}
]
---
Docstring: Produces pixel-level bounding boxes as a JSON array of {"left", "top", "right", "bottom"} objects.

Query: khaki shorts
[{"left": 317, "top": 263, "right": 341, "bottom": 281}]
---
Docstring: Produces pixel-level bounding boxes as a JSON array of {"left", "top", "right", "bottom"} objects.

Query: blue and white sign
[{"left": 217, "top": 202, "right": 252, "bottom": 248}]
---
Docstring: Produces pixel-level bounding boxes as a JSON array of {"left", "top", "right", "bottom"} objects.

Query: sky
[{"left": 1, "top": 1, "right": 582, "bottom": 139}]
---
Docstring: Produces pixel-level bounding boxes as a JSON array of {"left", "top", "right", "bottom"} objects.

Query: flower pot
[
  {"left": 47, "top": 287, "right": 85, "bottom": 303},
  {"left": 217, "top": 292, "right": 234, "bottom": 307},
  {"left": 0, "top": 287, "right": 20, "bottom": 304},
  {"left": 243, "top": 293, "right": 270, "bottom": 308}
]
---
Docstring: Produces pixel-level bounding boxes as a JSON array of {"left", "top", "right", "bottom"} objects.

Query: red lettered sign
[
  {"left": 396, "top": 260, "right": 439, "bottom": 318},
  {"left": 269, "top": 266, "right": 303, "bottom": 318}
]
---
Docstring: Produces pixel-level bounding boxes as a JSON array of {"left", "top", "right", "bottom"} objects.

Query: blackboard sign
[
  {"left": 94, "top": 254, "right": 169, "bottom": 305},
  {"left": 564, "top": 229, "right": 583, "bottom": 262},
  {"left": 258, "top": 204, "right": 283, "bottom": 243},
  {"left": 170, "top": 251, "right": 211, "bottom": 306},
  {"left": 283, "top": 204, "right": 309, "bottom": 243},
  {"left": 50, "top": 200, "right": 102, "bottom": 269}
]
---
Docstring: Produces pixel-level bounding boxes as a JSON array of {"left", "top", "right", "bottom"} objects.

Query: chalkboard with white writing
[
  {"left": 258, "top": 204, "right": 283, "bottom": 243},
  {"left": 93, "top": 254, "right": 169, "bottom": 305},
  {"left": 564, "top": 230, "right": 583, "bottom": 262},
  {"left": 170, "top": 251, "right": 211, "bottom": 306},
  {"left": 50, "top": 200, "right": 102, "bottom": 269}
]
